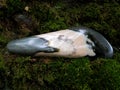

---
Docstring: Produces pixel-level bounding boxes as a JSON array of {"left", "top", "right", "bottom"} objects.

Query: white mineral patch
[{"left": 35, "top": 29, "right": 96, "bottom": 57}]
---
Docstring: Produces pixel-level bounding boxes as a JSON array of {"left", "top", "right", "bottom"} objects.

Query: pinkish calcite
[{"left": 7, "top": 27, "right": 113, "bottom": 58}]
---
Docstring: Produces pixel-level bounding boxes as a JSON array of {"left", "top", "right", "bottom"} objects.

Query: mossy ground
[{"left": 0, "top": 0, "right": 120, "bottom": 90}]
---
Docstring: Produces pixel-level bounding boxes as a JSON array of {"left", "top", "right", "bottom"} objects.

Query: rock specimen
[{"left": 7, "top": 27, "right": 113, "bottom": 58}]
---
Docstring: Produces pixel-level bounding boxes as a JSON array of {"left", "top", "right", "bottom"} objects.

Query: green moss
[
  {"left": 90, "top": 58, "right": 120, "bottom": 90},
  {"left": 6, "top": 0, "right": 25, "bottom": 16},
  {"left": 0, "top": 0, "right": 120, "bottom": 89}
]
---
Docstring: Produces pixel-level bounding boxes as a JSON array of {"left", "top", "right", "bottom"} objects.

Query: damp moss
[{"left": 0, "top": 0, "right": 120, "bottom": 89}]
